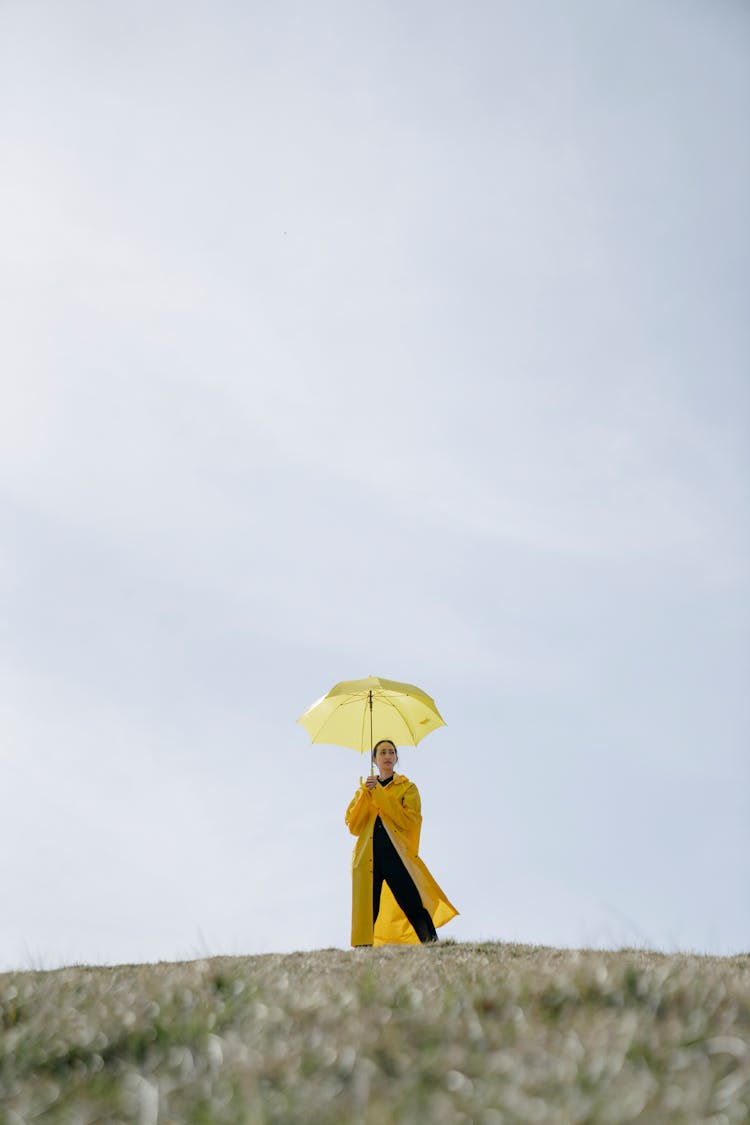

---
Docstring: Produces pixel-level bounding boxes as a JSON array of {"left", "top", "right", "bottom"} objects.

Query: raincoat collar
[{"left": 382, "top": 772, "right": 410, "bottom": 787}]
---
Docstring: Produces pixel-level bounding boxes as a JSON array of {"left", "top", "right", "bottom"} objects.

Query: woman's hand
[{"left": 364, "top": 776, "right": 378, "bottom": 790}]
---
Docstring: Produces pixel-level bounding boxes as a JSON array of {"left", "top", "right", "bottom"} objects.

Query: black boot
[{"left": 414, "top": 910, "right": 438, "bottom": 943}]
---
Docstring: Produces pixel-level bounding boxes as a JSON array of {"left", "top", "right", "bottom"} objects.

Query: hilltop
[{"left": 1, "top": 942, "right": 749, "bottom": 1123}]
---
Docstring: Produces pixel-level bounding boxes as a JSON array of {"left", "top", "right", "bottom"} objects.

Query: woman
[{"left": 345, "top": 739, "right": 458, "bottom": 947}]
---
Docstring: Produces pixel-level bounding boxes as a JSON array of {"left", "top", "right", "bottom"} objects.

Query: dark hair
[{"left": 371, "top": 739, "right": 398, "bottom": 763}]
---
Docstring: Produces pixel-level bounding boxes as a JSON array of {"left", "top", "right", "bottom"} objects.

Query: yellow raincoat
[{"left": 345, "top": 773, "right": 458, "bottom": 946}]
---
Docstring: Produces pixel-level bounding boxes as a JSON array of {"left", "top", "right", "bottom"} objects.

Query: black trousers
[{"left": 372, "top": 819, "right": 437, "bottom": 943}]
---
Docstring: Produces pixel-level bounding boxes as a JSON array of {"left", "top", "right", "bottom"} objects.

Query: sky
[{"left": 1, "top": 0, "right": 748, "bottom": 971}]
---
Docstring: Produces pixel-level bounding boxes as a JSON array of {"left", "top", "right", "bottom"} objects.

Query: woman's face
[{"left": 374, "top": 742, "right": 397, "bottom": 777}]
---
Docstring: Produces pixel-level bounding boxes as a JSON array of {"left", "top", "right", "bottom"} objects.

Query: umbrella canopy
[{"left": 297, "top": 675, "right": 446, "bottom": 756}]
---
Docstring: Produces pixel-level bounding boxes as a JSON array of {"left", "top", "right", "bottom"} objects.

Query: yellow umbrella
[{"left": 297, "top": 675, "right": 445, "bottom": 771}]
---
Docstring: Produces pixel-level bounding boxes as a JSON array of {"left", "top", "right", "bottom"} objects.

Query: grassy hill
[{"left": 1, "top": 942, "right": 749, "bottom": 1123}]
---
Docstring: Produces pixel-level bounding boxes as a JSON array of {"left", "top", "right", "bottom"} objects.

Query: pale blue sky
[{"left": 1, "top": 0, "right": 748, "bottom": 969}]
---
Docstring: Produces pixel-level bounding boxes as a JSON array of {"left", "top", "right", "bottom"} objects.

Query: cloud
[{"left": 0, "top": 0, "right": 748, "bottom": 967}]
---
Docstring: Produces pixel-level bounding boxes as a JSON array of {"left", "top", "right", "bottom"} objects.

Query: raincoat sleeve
[
  {"left": 345, "top": 786, "right": 372, "bottom": 836},
  {"left": 370, "top": 781, "right": 422, "bottom": 833}
]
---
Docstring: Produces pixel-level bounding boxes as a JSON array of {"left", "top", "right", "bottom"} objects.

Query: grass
[{"left": 1, "top": 942, "right": 749, "bottom": 1123}]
